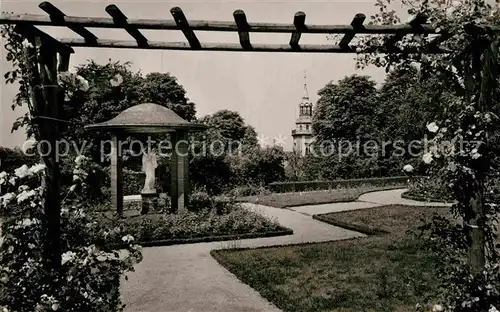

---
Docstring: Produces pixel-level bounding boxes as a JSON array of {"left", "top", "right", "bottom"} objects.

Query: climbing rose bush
[{"left": 0, "top": 156, "right": 143, "bottom": 312}]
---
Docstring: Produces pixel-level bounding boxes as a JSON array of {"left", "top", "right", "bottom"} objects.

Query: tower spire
[{"left": 303, "top": 70, "right": 309, "bottom": 99}]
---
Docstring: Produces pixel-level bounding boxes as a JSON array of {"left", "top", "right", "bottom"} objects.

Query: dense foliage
[
  {"left": 0, "top": 158, "right": 143, "bottom": 312},
  {"left": 190, "top": 109, "right": 284, "bottom": 195},
  {"left": 0, "top": 146, "right": 36, "bottom": 172}
]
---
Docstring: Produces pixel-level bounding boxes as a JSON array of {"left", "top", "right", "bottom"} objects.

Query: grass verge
[
  {"left": 401, "top": 190, "right": 454, "bottom": 203},
  {"left": 236, "top": 185, "right": 406, "bottom": 208},
  {"left": 211, "top": 205, "right": 450, "bottom": 312}
]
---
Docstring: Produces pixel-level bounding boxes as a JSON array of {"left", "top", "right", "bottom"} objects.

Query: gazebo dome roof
[{"left": 84, "top": 103, "right": 207, "bottom": 133}]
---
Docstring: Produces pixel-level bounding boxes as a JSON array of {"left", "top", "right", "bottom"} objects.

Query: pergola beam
[
  {"left": 0, "top": 12, "right": 448, "bottom": 34},
  {"left": 39, "top": 1, "right": 98, "bottom": 44},
  {"left": 234, "top": 10, "right": 252, "bottom": 50},
  {"left": 170, "top": 7, "right": 201, "bottom": 49},
  {"left": 339, "top": 13, "right": 365, "bottom": 49},
  {"left": 57, "top": 37, "right": 447, "bottom": 53},
  {"left": 105, "top": 4, "right": 148, "bottom": 47},
  {"left": 14, "top": 22, "right": 74, "bottom": 54},
  {"left": 290, "top": 11, "right": 306, "bottom": 49}
]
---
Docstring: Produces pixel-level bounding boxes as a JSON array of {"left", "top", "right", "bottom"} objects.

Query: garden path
[{"left": 120, "top": 188, "right": 449, "bottom": 312}]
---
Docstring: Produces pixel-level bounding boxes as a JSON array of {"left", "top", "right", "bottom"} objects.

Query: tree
[
  {"left": 375, "top": 64, "right": 454, "bottom": 143},
  {"left": 312, "top": 75, "right": 378, "bottom": 144},
  {"left": 371, "top": 65, "right": 455, "bottom": 176},
  {"left": 241, "top": 125, "right": 259, "bottom": 149},
  {"left": 198, "top": 109, "right": 257, "bottom": 152},
  {"left": 140, "top": 72, "right": 196, "bottom": 121},
  {"left": 59, "top": 61, "right": 197, "bottom": 164},
  {"left": 61, "top": 60, "right": 144, "bottom": 144},
  {"left": 241, "top": 146, "right": 286, "bottom": 186},
  {"left": 203, "top": 110, "right": 246, "bottom": 140}
]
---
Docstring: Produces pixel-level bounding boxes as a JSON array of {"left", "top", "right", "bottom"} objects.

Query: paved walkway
[
  {"left": 121, "top": 188, "right": 450, "bottom": 312},
  {"left": 289, "top": 188, "right": 451, "bottom": 216}
]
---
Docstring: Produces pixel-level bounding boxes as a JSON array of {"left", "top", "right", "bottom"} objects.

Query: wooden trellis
[{"left": 0, "top": 2, "right": 461, "bottom": 54}]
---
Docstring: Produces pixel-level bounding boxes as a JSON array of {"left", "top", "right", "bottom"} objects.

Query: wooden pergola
[
  {"left": 0, "top": 0, "right": 496, "bottom": 274},
  {"left": 0, "top": 2, "right": 454, "bottom": 54}
]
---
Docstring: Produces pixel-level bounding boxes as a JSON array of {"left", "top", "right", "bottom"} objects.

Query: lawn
[
  {"left": 236, "top": 184, "right": 406, "bottom": 208},
  {"left": 212, "top": 205, "right": 451, "bottom": 312}
]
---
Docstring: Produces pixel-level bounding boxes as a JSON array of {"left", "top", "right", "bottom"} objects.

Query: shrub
[
  {"left": 0, "top": 157, "right": 142, "bottom": 312},
  {"left": 406, "top": 176, "right": 453, "bottom": 201},
  {"left": 0, "top": 146, "right": 37, "bottom": 172},
  {"left": 190, "top": 155, "right": 232, "bottom": 195},
  {"left": 122, "top": 169, "right": 144, "bottom": 195},
  {"left": 188, "top": 189, "right": 212, "bottom": 212},
  {"left": 242, "top": 146, "right": 286, "bottom": 186},
  {"left": 227, "top": 184, "right": 270, "bottom": 197},
  {"left": 268, "top": 176, "right": 413, "bottom": 193},
  {"left": 188, "top": 189, "right": 235, "bottom": 215}
]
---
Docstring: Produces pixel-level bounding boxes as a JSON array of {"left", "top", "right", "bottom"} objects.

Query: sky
[{"left": 0, "top": 0, "right": 406, "bottom": 151}]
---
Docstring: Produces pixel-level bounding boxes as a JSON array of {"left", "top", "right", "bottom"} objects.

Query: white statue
[{"left": 141, "top": 149, "right": 158, "bottom": 194}]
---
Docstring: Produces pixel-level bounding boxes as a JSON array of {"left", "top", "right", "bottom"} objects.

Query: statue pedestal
[{"left": 140, "top": 192, "right": 158, "bottom": 215}]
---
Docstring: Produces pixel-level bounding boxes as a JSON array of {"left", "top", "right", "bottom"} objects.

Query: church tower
[{"left": 292, "top": 71, "right": 314, "bottom": 156}]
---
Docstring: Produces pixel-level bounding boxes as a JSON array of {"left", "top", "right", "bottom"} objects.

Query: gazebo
[{"left": 85, "top": 103, "right": 207, "bottom": 215}]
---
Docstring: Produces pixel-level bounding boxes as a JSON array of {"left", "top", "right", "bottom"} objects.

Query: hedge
[{"left": 267, "top": 176, "right": 424, "bottom": 193}]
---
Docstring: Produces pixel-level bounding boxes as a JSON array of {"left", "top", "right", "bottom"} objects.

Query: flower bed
[{"left": 99, "top": 204, "right": 292, "bottom": 247}]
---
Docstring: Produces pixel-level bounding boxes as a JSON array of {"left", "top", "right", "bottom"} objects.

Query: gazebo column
[
  {"left": 110, "top": 135, "right": 123, "bottom": 216},
  {"left": 170, "top": 130, "right": 189, "bottom": 212}
]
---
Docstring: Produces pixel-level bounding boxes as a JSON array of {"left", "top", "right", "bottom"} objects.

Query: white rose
[
  {"left": 61, "top": 251, "right": 76, "bottom": 265},
  {"left": 22, "top": 38, "right": 34, "bottom": 49},
  {"left": 17, "top": 189, "right": 37, "bottom": 204},
  {"left": 403, "top": 164, "right": 414, "bottom": 172},
  {"left": 29, "top": 163, "right": 46, "bottom": 174},
  {"left": 427, "top": 122, "right": 439, "bottom": 133},
  {"left": 1, "top": 193, "right": 16, "bottom": 207},
  {"left": 110, "top": 73, "right": 123, "bottom": 87},
  {"left": 121, "top": 234, "right": 134, "bottom": 243},
  {"left": 471, "top": 148, "right": 481, "bottom": 159},
  {"left": 14, "top": 164, "right": 33, "bottom": 179},
  {"left": 423, "top": 152, "right": 433, "bottom": 164},
  {"left": 74, "top": 155, "right": 88, "bottom": 165},
  {"left": 76, "top": 75, "right": 89, "bottom": 92},
  {"left": 489, "top": 306, "right": 499, "bottom": 312},
  {"left": 60, "top": 207, "right": 69, "bottom": 216},
  {"left": 0, "top": 171, "right": 6, "bottom": 179},
  {"left": 433, "top": 304, "right": 444, "bottom": 312},
  {"left": 2, "top": 193, "right": 15, "bottom": 202}
]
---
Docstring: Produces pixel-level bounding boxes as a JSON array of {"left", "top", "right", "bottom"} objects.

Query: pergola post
[
  {"left": 38, "top": 41, "right": 62, "bottom": 271},
  {"left": 110, "top": 135, "right": 123, "bottom": 216},
  {"left": 170, "top": 130, "right": 189, "bottom": 212}
]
